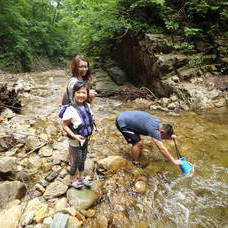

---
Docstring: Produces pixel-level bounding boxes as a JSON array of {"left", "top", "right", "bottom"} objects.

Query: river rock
[
  {"left": 60, "top": 207, "right": 77, "bottom": 216},
  {"left": 96, "top": 156, "right": 128, "bottom": 174},
  {"left": 0, "top": 181, "right": 26, "bottom": 208},
  {"left": 0, "top": 156, "right": 16, "bottom": 173},
  {"left": 43, "top": 181, "right": 68, "bottom": 199},
  {"left": 94, "top": 69, "right": 119, "bottom": 96},
  {"left": 43, "top": 217, "right": 53, "bottom": 227},
  {"left": 21, "top": 211, "right": 34, "bottom": 226},
  {"left": 20, "top": 198, "right": 45, "bottom": 225},
  {"left": 45, "top": 166, "right": 62, "bottom": 182},
  {"left": 0, "top": 135, "right": 17, "bottom": 152},
  {"left": 0, "top": 205, "right": 23, "bottom": 228},
  {"left": 52, "top": 148, "right": 68, "bottom": 165},
  {"left": 95, "top": 215, "right": 109, "bottom": 228},
  {"left": 105, "top": 66, "right": 128, "bottom": 85},
  {"left": 55, "top": 197, "right": 68, "bottom": 212},
  {"left": 84, "top": 209, "right": 95, "bottom": 218},
  {"left": 39, "top": 145, "right": 53, "bottom": 157},
  {"left": 50, "top": 212, "right": 69, "bottom": 228},
  {"left": 159, "top": 97, "right": 169, "bottom": 106},
  {"left": 111, "top": 211, "right": 131, "bottom": 228},
  {"left": 68, "top": 216, "right": 82, "bottom": 228},
  {"left": 213, "top": 97, "right": 226, "bottom": 107},
  {"left": 24, "top": 135, "right": 41, "bottom": 151},
  {"left": 27, "top": 154, "right": 43, "bottom": 169},
  {"left": 167, "top": 102, "right": 178, "bottom": 110},
  {"left": 45, "top": 122, "right": 59, "bottom": 138},
  {"left": 109, "top": 192, "right": 136, "bottom": 211},
  {"left": 134, "top": 181, "right": 147, "bottom": 193},
  {"left": 33, "top": 204, "right": 49, "bottom": 223},
  {"left": 67, "top": 188, "right": 99, "bottom": 210},
  {"left": 1, "top": 108, "right": 16, "bottom": 119}
]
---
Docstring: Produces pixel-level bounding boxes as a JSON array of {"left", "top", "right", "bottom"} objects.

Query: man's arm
[{"left": 152, "top": 138, "right": 182, "bottom": 165}]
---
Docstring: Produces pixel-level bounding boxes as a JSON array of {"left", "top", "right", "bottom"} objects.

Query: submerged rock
[
  {"left": 67, "top": 188, "right": 99, "bottom": 210},
  {"left": 134, "top": 181, "right": 148, "bottom": 193},
  {"left": 96, "top": 156, "right": 128, "bottom": 174}
]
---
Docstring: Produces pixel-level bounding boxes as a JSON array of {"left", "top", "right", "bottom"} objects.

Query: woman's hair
[{"left": 71, "top": 55, "right": 91, "bottom": 81}]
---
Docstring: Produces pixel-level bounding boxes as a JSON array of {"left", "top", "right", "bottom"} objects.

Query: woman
[{"left": 62, "top": 55, "right": 96, "bottom": 105}]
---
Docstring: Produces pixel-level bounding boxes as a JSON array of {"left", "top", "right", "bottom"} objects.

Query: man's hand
[{"left": 173, "top": 159, "right": 182, "bottom": 166}]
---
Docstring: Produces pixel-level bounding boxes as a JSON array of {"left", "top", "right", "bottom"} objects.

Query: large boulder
[
  {"left": 94, "top": 69, "right": 119, "bottom": 96},
  {"left": 0, "top": 181, "right": 26, "bottom": 208},
  {"left": 105, "top": 66, "right": 128, "bottom": 85}
]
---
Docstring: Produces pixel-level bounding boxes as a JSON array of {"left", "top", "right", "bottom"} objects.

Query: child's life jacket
[{"left": 59, "top": 103, "right": 94, "bottom": 137}]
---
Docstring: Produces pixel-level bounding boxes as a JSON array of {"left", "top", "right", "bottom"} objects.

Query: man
[{"left": 116, "top": 110, "right": 182, "bottom": 168}]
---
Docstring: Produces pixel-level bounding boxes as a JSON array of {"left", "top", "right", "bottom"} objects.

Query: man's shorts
[{"left": 116, "top": 119, "right": 141, "bottom": 145}]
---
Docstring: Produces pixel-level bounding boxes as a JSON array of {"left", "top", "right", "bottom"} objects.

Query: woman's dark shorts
[{"left": 116, "top": 119, "right": 141, "bottom": 145}]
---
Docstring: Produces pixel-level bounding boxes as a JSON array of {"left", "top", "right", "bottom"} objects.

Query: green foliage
[
  {"left": 0, "top": 0, "right": 227, "bottom": 72},
  {"left": 0, "top": 0, "right": 66, "bottom": 72},
  {"left": 174, "top": 42, "right": 194, "bottom": 51},
  {"left": 184, "top": 27, "right": 202, "bottom": 38},
  {"left": 165, "top": 21, "right": 179, "bottom": 32},
  {"left": 189, "top": 55, "right": 204, "bottom": 68}
]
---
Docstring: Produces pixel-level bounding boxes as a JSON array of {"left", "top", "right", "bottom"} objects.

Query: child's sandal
[
  {"left": 71, "top": 179, "right": 84, "bottom": 189},
  {"left": 82, "top": 176, "right": 93, "bottom": 187}
]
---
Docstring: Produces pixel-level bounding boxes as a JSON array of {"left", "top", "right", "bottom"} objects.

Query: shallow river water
[{"left": 19, "top": 71, "right": 228, "bottom": 227}]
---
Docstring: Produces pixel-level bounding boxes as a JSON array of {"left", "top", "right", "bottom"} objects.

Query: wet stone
[
  {"left": 0, "top": 156, "right": 16, "bottom": 173},
  {"left": 45, "top": 168, "right": 62, "bottom": 182},
  {"left": 0, "top": 181, "right": 26, "bottom": 208},
  {"left": 50, "top": 212, "right": 69, "bottom": 228},
  {"left": 68, "top": 216, "right": 82, "bottom": 228},
  {"left": 67, "top": 188, "right": 99, "bottom": 210},
  {"left": 43, "top": 181, "right": 68, "bottom": 199}
]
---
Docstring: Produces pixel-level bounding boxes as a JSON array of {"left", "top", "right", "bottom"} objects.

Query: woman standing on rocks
[{"left": 61, "top": 55, "right": 97, "bottom": 105}]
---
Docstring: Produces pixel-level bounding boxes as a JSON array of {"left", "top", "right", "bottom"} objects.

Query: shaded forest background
[{"left": 0, "top": 0, "right": 227, "bottom": 72}]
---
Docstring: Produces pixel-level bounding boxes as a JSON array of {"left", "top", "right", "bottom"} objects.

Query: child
[{"left": 61, "top": 80, "right": 94, "bottom": 189}]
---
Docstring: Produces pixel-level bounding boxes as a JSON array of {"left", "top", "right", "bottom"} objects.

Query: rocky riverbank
[{"left": 0, "top": 67, "right": 227, "bottom": 227}]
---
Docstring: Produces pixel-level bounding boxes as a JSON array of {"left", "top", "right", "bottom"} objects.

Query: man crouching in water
[{"left": 116, "top": 110, "right": 182, "bottom": 168}]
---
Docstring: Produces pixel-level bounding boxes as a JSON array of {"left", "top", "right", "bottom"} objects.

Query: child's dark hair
[
  {"left": 162, "top": 124, "right": 174, "bottom": 136},
  {"left": 72, "top": 80, "right": 90, "bottom": 100}
]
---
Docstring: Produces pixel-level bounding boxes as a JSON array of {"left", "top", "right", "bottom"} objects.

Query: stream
[{"left": 14, "top": 71, "right": 228, "bottom": 227}]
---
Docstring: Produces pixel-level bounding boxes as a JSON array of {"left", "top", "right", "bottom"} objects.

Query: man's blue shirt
[{"left": 117, "top": 110, "right": 162, "bottom": 141}]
